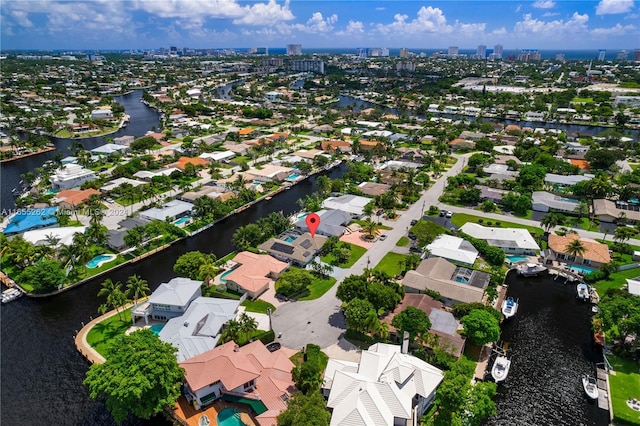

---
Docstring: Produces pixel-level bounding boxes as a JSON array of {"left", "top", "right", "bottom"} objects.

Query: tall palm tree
[
  {"left": 565, "top": 238, "right": 586, "bottom": 270},
  {"left": 97, "top": 278, "right": 127, "bottom": 319},
  {"left": 126, "top": 274, "right": 150, "bottom": 307},
  {"left": 361, "top": 217, "right": 380, "bottom": 240},
  {"left": 540, "top": 213, "right": 561, "bottom": 233}
]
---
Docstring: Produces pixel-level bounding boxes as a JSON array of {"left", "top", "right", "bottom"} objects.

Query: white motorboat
[
  {"left": 491, "top": 356, "right": 511, "bottom": 382},
  {"left": 577, "top": 283, "right": 590, "bottom": 301},
  {"left": 502, "top": 297, "right": 518, "bottom": 319},
  {"left": 1, "top": 288, "right": 22, "bottom": 304},
  {"left": 198, "top": 414, "right": 210, "bottom": 426},
  {"left": 582, "top": 374, "right": 598, "bottom": 400},
  {"left": 516, "top": 263, "right": 547, "bottom": 277}
]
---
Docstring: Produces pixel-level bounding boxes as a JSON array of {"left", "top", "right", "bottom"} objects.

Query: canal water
[
  {"left": 486, "top": 271, "right": 610, "bottom": 426},
  {"left": 1, "top": 90, "right": 161, "bottom": 211}
]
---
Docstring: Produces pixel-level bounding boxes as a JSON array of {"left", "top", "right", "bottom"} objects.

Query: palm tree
[
  {"left": 361, "top": 217, "right": 380, "bottom": 240},
  {"left": 565, "top": 238, "right": 586, "bottom": 270},
  {"left": 97, "top": 278, "right": 127, "bottom": 319},
  {"left": 540, "top": 213, "right": 561, "bottom": 233},
  {"left": 126, "top": 274, "right": 150, "bottom": 307}
]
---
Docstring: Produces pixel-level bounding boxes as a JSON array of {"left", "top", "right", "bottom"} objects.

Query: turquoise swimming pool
[
  {"left": 220, "top": 269, "right": 235, "bottom": 284},
  {"left": 569, "top": 265, "right": 596, "bottom": 275},
  {"left": 150, "top": 324, "right": 165, "bottom": 336},
  {"left": 174, "top": 216, "right": 191, "bottom": 225},
  {"left": 283, "top": 235, "right": 296, "bottom": 243},
  {"left": 217, "top": 408, "right": 246, "bottom": 426},
  {"left": 286, "top": 173, "right": 300, "bottom": 181},
  {"left": 507, "top": 255, "right": 530, "bottom": 263},
  {"left": 86, "top": 254, "right": 117, "bottom": 269}
]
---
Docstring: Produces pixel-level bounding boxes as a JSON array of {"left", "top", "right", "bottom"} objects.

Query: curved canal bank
[
  {"left": 0, "top": 164, "right": 346, "bottom": 426},
  {"left": 485, "top": 271, "right": 610, "bottom": 426}
]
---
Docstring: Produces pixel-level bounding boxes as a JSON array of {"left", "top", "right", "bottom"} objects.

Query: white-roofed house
[
  {"left": 50, "top": 164, "right": 96, "bottom": 190},
  {"left": 322, "top": 343, "right": 443, "bottom": 426},
  {"left": 140, "top": 199, "right": 193, "bottom": 221},
  {"left": 294, "top": 209, "right": 351, "bottom": 237},
  {"left": 131, "top": 277, "right": 202, "bottom": 323},
  {"left": 199, "top": 150, "right": 236, "bottom": 163},
  {"left": 157, "top": 297, "right": 242, "bottom": 362},
  {"left": 322, "top": 194, "right": 372, "bottom": 218},
  {"left": 544, "top": 173, "right": 594, "bottom": 188},
  {"left": 459, "top": 222, "right": 540, "bottom": 256},
  {"left": 426, "top": 234, "right": 479, "bottom": 266},
  {"left": 90, "top": 143, "right": 129, "bottom": 156},
  {"left": 532, "top": 191, "right": 580, "bottom": 213}
]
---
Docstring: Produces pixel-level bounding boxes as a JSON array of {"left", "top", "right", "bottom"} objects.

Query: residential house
[
  {"left": 158, "top": 297, "right": 241, "bottom": 362},
  {"left": 133, "top": 167, "right": 181, "bottom": 181},
  {"left": 222, "top": 251, "right": 289, "bottom": 299},
  {"left": 478, "top": 186, "right": 509, "bottom": 203},
  {"left": 624, "top": 277, "right": 640, "bottom": 297},
  {"left": 132, "top": 277, "right": 203, "bottom": 323},
  {"left": 402, "top": 257, "right": 489, "bottom": 304},
  {"left": 294, "top": 209, "right": 351, "bottom": 237},
  {"left": 425, "top": 234, "right": 479, "bottom": 266},
  {"left": 459, "top": 223, "right": 540, "bottom": 255},
  {"left": 449, "top": 138, "right": 475, "bottom": 151},
  {"left": 532, "top": 191, "right": 581, "bottom": 213},
  {"left": 237, "top": 127, "right": 256, "bottom": 138},
  {"left": 181, "top": 340, "right": 296, "bottom": 426},
  {"left": 90, "top": 108, "right": 113, "bottom": 120},
  {"left": 322, "top": 194, "right": 371, "bottom": 218},
  {"left": 245, "top": 164, "right": 293, "bottom": 183},
  {"left": 113, "top": 135, "right": 135, "bottom": 145},
  {"left": 51, "top": 188, "right": 101, "bottom": 210},
  {"left": 23, "top": 226, "right": 87, "bottom": 248},
  {"left": 101, "top": 177, "right": 147, "bottom": 193},
  {"left": 222, "top": 142, "right": 250, "bottom": 156},
  {"left": 321, "top": 140, "right": 351, "bottom": 153},
  {"left": 181, "top": 185, "right": 235, "bottom": 203},
  {"left": 50, "top": 164, "right": 96, "bottom": 190},
  {"left": 357, "top": 181, "right": 391, "bottom": 197},
  {"left": 546, "top": 234, "right": 611, "bottom": 269},
  {"left": 174, "top": 156, "right": 208, "bottom": 171},
  {"left": 140, "top": 199, "right": 193, "bottom": 221},
  {"left": 544, "top": 173, "right": 594, "bottom": 189},
  {"left": 593, "top": 199, "right": 640, "bottom": 223},
  {"left": 199, "top": 150, "right": 236, "bottom": 163},
  {"left": 383, "top": 160, "right": 422, "bottom": 170},
  {"left": 322, "top": 343, "right": 443, "bottom": 426},
  {"left": 293, "top": 149, "right": 329, "bottom": 161},
  {"left": 482, "top": 163, "right": 518, "bottom": 177},
  {"left": 258, "top": 232, "right": 327, "bottom": 266},
  {"left": 381, "top": 294, "right": 466, "bottom": 358},
  {"left": 90, "top": 143, "right": 129, "bottom": 156}
]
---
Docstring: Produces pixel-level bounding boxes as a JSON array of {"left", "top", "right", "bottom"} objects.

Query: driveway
[{"left": 271, "top": 154, "right": 470, "bottom": 351}]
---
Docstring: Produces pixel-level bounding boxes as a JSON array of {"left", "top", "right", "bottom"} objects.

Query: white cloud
[
  {"left": 133, "top": 0, "right": 244, "bottom": 19},
  {"left": 591, "top": 22, "right": 636, "bottom": 35},
  {"left": 292, "top": 12, "right": 337, "bottom": 33},
  {"left": 516, "top": 4, "right": 522, "bottom": 12},
  {"left": 595, "top": 0, "right": 635, "bottom": 15},
  {"left": 336, "top": 20, "right": 365, "bottom": 36},
  {"left": 233, "top": 0, "right": 295, "bottom": 26},
  {"left": 491, "top": 27, "right": 508, "bottom": 36},
  {"left": 514, "top": 12, "right": 589, "bottom": 36},
  {"left": 542, "top": 12, "right": 560, "bottom": 17},
  {"left": 533, "top": 0, "right": 556, "bottom": 9},
  {"left": 10, "top": 11, "right": 33, "bottom": 27}
]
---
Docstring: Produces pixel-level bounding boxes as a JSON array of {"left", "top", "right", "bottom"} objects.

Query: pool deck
[{"left": 170, "top": 397, "right": 257, "bottom": 426}]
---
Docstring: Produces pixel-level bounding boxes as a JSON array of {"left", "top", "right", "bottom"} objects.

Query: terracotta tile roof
[
  {"left": 53, "top": 188, "right": 101, "bottom": 206},
  {"left": 570, "top": 159, "right": 589, "bottom": 170},
  {"left": 226, "top": 251, "right": 289, "bottom": 293},
  {"left": 181, "top": 341, "right": 295, "bottom": 417},
  {"left": 548, "top": 233, "right": 611, "bottom": 264},
  {"left": 505, "top": 124, "right": 521, "bottom": 132},
  {"left": 321, "top": 140, "right": 351, "bottom": 151},
  {"left": 238, "top": 127, "right": 255, "bottom": 136},
  {"left": 175, "top": 156, "right": 208, "bottom": 170}
]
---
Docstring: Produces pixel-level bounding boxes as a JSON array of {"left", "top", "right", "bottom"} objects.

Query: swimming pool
[
  {"left": 217, "top": 408, "right": 246, "bottom": 426},
  {"left": 219, "top": 269, "right": 235, "bottom": 284},
  {"left": 507, "top": 255, "right": 530, "bottom": 263},
  {"left": 174, "top": 216, "right": 191, "bottom": 225},
  {"left": 86, "top": 253, "right": 117, "bottom": 269},
  {"left": 569, "top": 265, "right": 597, "bottom": 275},
  {"left": 286, "top": 173, "right": 300, "bottom": 181},
  {"left": 3, "top": 207, "right": 58, "bottom": 234},
  {"left": 454, "top": 276, "right": 469, "bottom": 284},
  {"left": 149, "top": 324, "right": 165, "bottom": 336},
  {"left": 283, "top": 235, "right": 296, "bottom": 243}
]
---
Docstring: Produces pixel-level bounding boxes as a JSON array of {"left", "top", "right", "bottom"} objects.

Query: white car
[{"left": 445, "top": 211, "right": 453, "bottom": 218}]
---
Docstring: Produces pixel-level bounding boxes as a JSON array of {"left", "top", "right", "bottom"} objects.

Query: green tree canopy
[
  {"left": 19, "top": 259, "right": 65, "bottom": 293},
  {"left": 83, "top": 329, "right": 184, "bottom": 423},
  {"left": 391, "top": 306, "right": 432, "bottom": 341},
  {"left": 276, "top": 268, "right": 314, "bottom": 297},
  {"left": 345, "top": 298, "right": 377, "bottom": 332},
  {"left": 461, "top": 309, "right": 501, "bottom": 346},
  {"left": 277, "top": 391, "right": 331, "bottom": 426},
  {"left": 173, "top": 251, "right": 216, "bottom": 280}
]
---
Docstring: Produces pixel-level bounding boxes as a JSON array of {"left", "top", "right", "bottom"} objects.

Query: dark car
[
  {"left": 266, "top": 342, "right": 281, "bottom": 352},
  {"left": 439, "top": 210, "right": 446, "bottom": 217},
  {"left": 408, "top": 232, "right": 417, "bottom": 240},
  {"left": 410, "top": 219, "right": 418, "bottom": 226}
]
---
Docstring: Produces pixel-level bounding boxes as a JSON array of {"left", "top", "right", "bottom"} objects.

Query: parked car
[
  {"left": 439, "top": 210, "right": 446, "bottom": 217},
  {"left": 379, "top": 234, "right": 387, "bottom": 241},
  {"left": 408, "top": 232, "right": 417, "bottom": 240},
  {"left": 410, "top": 219, "right": 418, "bottom": 226},
  {"left": 105, "top": 198, "right": 114, "bottom": 204},
  {"left": 445, "top": 211, "right": 454, "bottom": 218},
  {"left": 266, "top": 342, "right": 281, "bottom": 352}
]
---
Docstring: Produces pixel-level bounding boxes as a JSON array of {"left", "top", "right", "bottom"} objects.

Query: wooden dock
[{"left": 596, "top": 367, "right": 611, "bottom": 412}]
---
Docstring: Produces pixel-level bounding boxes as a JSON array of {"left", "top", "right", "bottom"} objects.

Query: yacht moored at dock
[
  {"left": 502, "top": 297, "right": 518, "bottom": 319},
  {"left": 516, "top": 263, "right": 548, "bottom": 277},
  {"left": 491, "top": 355, "right": 511, "bottom": 382},
  {"left": 582, "top": 374, "right": 599, "bottom": 400},
  {"left": 577, "top": 283, "right": 590, "bottom": 301}
]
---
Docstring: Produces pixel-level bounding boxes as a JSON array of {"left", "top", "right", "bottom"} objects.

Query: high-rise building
[
  {"left": 556, "top": 53, "right": 565, "bottom": 61},
  {"left": 518, "top": 49, "right": 541, "bottom": 62},
  {"left": 634, "top": 50, "right": 640, "bottom": 62},
  {"left": 477, "top": 44, "right": 487, "bottom": 59},
  {"left": 598, "top": 49, "right": 606, "bottom": 61},
  {"left": 448, "top": 46, "right": 459, "bottom": 57},
  {"left": 616, "top": 50, "right": 628, "bottom": 61},
  {"left": 255, "top": 47, "right": 268, "bottom": 55},
  {"left": 399, "top": 48, "right": 409, "bottom": 58},
  {"left": 493, "top": 44, "right": 503, "bottom": 60},
  {"left": 286, "top": 44, "right": 302, "bottom": 55},
  {"left": 291, "top": 59, "right": 325, "bottom": 74}
]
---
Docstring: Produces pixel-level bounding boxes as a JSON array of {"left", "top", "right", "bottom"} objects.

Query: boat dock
[{"left": 596, "top": 365, "right": 611, "bottom": 414}]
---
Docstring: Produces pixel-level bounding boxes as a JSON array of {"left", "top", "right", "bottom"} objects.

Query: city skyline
[{"left": 1, "top": 0, "right": 638, "bottom": 51}]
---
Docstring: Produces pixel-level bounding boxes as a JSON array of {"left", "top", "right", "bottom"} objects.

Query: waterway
[
  {"left": 0, "top": 164, "right": 346, "bottom": 426},
  {"left": 335, "top": 95, "right": 640, "bottom": 138},
  {"left": 0, "top": 90, "right": 161, "bottom": 211},
  {"left": 486, "top": 271, "right": 609, "bottom": 426}
]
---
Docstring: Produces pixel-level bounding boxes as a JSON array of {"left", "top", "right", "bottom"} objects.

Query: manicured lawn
[
  {"left": 298, "top": 276, "right": 337, "bottom": 301},
  {"left": 396, "top": 236, "right": 410, "bottom": 246},
  {"left": 592, "top": 268, "right": 640, "bottom": 294},
  {"left": 86, "top": 307, "right": 133, "bottom": 357},
  {"left": 290, "top": 343, "right": 329, "bottom": 370},
  {"left": 241, "top": 298, "right": 275, "bottom": 314},
  {"left": 321, "top": 243, "right": 367, "bottom": 268},
  {"left": 571, "top": 97, "right": 594, "bottom": 103},
  {"left": 450, "top": 213, "right": 544, "bottom": 237},
  {"left": 608, "top": 355, "right": 640, "bottom": 425},
  {"left": 82, "top": 255, "right": 126, "bottom": 279},
  {"left": 351, "top": 219, "right": 392, "bottom": 230},
  {"left": 374, "top": 252, "right": 408, "bottom": 278}
]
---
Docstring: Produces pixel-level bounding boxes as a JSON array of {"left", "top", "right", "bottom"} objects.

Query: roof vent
[{"left": 183, "top": 321, "right": 189, "bottom": 327}]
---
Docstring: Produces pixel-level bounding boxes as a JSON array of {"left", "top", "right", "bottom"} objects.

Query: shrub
[
  {"left": 486, "top": 221, "right": 493, "bottom": 226},
  {"left": 584, "top": 270, "right": 606, "bottom": 284},
  {"left": 257, "top": 330, "right": 276, "bottom": 344},
  {"left": 478, "top": 219, "right": 484, "bottom": 224},
  {"left": 423, "top": 289, "right": 444, "bottom": 302}
]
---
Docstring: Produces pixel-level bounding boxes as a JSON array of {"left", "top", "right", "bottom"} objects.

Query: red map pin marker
[{"left": 305, "top": 213, "right": 321, "bottom": 238}]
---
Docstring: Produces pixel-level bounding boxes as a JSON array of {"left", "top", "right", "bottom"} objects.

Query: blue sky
[{"left": 1, "top": 1, "right": 638, "bottom": 51}]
